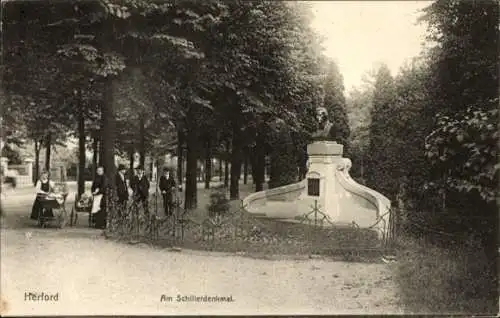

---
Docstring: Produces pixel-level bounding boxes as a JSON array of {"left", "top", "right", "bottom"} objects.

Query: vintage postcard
[{"left": 1, "top": 0, "right": 498, "bottom": 316}]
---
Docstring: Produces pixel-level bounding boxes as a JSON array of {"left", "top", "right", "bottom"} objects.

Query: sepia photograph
[{"left": 0, "top": 0, "right": 498, "bottom": 315}]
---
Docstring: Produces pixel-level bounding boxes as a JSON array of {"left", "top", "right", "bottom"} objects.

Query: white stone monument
[{"left": 303, "top": 141, "right": 345, "bottom": 221}]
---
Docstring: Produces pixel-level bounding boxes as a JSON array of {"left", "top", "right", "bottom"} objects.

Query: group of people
[
  {"left": 30, "top": 164, "right": 178, "bottom": 229},
  {"left": 93, "top": 164, "right": 178, "bottom": 228}
]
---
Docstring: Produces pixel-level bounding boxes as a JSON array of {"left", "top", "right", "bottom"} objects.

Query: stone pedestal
[{"left": 304, "top": 141, "right": 344, "bottom": 221}]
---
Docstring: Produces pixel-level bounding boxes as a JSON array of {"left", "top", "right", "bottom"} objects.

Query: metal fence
[{"left": 104, "top": 191, "right": 397, "bottom": 258}]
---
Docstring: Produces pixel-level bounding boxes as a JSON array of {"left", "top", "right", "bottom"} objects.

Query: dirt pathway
[
  {"left": 1, "top": 183, "right": 403, "bottom": 315},
  {"left": 1, "top": 227, "right": 402, "bottom": 315}
]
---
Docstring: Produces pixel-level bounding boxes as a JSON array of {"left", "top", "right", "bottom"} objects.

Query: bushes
[
  {"left": 206, "top": 186, "right": 230, "bottom": 218},
  {"left": 394, "top": 235, "right": 497, "bottom": 314},
  {"left": 425, "top": 106, "right": 498, "bottom": 204}
]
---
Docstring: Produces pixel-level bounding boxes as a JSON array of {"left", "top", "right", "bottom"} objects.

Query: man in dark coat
[
  {"left": 115, "top": 164, "right": 129, "bottom": 214},
  {"left": 159, "top": 167, "right": 176, "bottom": 216},
  {"left": 130, "top": 166, "right": 150, "bottom": 214}
]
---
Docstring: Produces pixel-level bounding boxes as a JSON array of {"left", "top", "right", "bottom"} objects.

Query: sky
[{"left": 309, "top": 1, "right": 430, "bottom": 92}]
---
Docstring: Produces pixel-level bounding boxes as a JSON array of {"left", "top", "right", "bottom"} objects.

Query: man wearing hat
[
  {"left": 159, "top": 167, "right": 177, "bottom": 216},
  {"left": 115, "top": 164, "right": 129, "bottom": 210},
  {"left": 130, "top": 165, "right": 150, "bottom": 213}
]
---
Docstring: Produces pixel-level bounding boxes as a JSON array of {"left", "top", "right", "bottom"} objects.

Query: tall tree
[
  {"left": 345, "top": 86, "right": 373, "bottom": 181},
  {"left": 268, "top": 120, "right": 297, "bottom": 188},
  {"left": 420, "top": 1, "right": 499, "bottom": 312},
  {"left": 421, "top": 0, "right": 498, "bottom": 222},
  {"left": 323, "top": 60, "right": 350, "bottom": 149},
  {"left": 365, "top": 64, "right": 398, "bottom": 199}
]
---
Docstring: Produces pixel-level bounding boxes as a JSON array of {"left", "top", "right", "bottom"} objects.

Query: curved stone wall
[
  {"left": 242, "top": 180, "right": 306, "bottom": 212},
  {"left": 335, "top": 158, "right": 391, "bottom": 241}
]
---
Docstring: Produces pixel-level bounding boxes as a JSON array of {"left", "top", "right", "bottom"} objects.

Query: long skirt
[
  {"left": 30, "top": 198, "right": 54, "bottom": 220},
  {"left": 93, "top": 210, "right": 107, "bottom": 229},
  {"left": 93, "top": 195, "right": 107, "bottom": 229}
]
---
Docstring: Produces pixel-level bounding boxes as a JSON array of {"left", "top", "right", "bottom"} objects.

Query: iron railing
[{"left": 104, "top": 193, "right": 398, "bottom": 258}]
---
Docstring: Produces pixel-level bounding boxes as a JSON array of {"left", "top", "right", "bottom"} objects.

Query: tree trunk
[
  {"left": 101, "top": 85, "right": 116, "bottom": 188},
  {"left": 45, "top": 133, "right": 52, "bottom": 172},
  {"left": 219, "top": 157, "right": 223, "bottom": 182},
  {"left": 243, "top": 153, "right": 248, "bottom": 185},
  {"left": 177, "top": 129, "right": 184, "bottom": 189},
  {"left": 184, "top": 129, "right": 198, "bottom": 210},
  {"left": 250, "top": 151, "right": 257, "bottom": 184},
  {"left": 224, "top": 160, "right": 229, "bottom": 187},
  {"left": 230, "top": 123, "right": 242, "bottom": 200},
  {"left": 33, "top": 140, "right": 41, "bottom": 185},
  {"left": 139, "top": 114, "right": 146, "bottom": 167},
  {"left": 254, "top": 133, "right": 265, "bottom": 192},
  {"left": 150, "top": 159, "right": 155, "bottom": 181},
  {"left": 77, "top": 111, "right": 86, "bottom": 196},
  {"left": 269, "top": 156, "right": 277, "bottom": 189},
  {"left": 98, "top": 129, "right": 105, "bottom": 167},
  {"left": 92, "top": 133, "right": 99, "bottom": 180},
  {"left": 204, "top": 137, "right": 211, "bottom": 189},
  {"left": 224, "top": 140, "right": 230, "bottom": 187}
]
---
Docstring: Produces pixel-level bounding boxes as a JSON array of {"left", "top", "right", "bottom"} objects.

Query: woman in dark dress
[
  {"left": 91, "top": 166, "right": 107, "bottom": 229},
  {"left": 30, "top": 171, "right": 55, "bottom": 220}
]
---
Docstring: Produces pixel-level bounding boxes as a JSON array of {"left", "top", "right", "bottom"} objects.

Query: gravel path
[
  {"left": 1, "top": 183, "right": 403, "bottom": 315},
  {"left": 1, "top": 227, "right": 402, "bottom": 315}
]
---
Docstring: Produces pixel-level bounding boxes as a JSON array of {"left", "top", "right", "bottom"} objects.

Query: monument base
[
  {"left": 303, "top": 140, "right": 344, "bottom": 222},
  {"left": 242, "top": 141, "right": 392, "bottom": 242}
]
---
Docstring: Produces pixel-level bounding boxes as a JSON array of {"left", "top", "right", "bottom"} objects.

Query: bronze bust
[{"left": 312, "top": 107, "right": 334, "bottom": 141}]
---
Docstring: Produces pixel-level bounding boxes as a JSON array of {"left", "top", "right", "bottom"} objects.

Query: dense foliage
[
  {"left": 268, "top": 120, "right": 298, "bottom": 189},
  {"left": 323, "top": 60, "right": 350, "bottom": 149},
  {"left": 344, "top": 0, "right": 498, "bottom": 313},
  {"left": 1, "top": 0, "right": 335, "bottom": 207},
  {"left": 425, "top": 106, "right": 498, "bottom": 204}
]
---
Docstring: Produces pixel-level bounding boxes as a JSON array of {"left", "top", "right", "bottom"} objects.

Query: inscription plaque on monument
[{"left": 307, "top": 178, "right": 320, "bottom": 196}]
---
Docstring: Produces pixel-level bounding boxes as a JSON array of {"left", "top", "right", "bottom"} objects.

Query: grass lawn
[{"left": 393, "top": 235, "right": 497, "bottom": 314}]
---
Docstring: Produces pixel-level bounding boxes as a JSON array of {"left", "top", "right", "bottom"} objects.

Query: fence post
[{"left": 387, "top": 207, "right": 397, "bottom": 250}]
